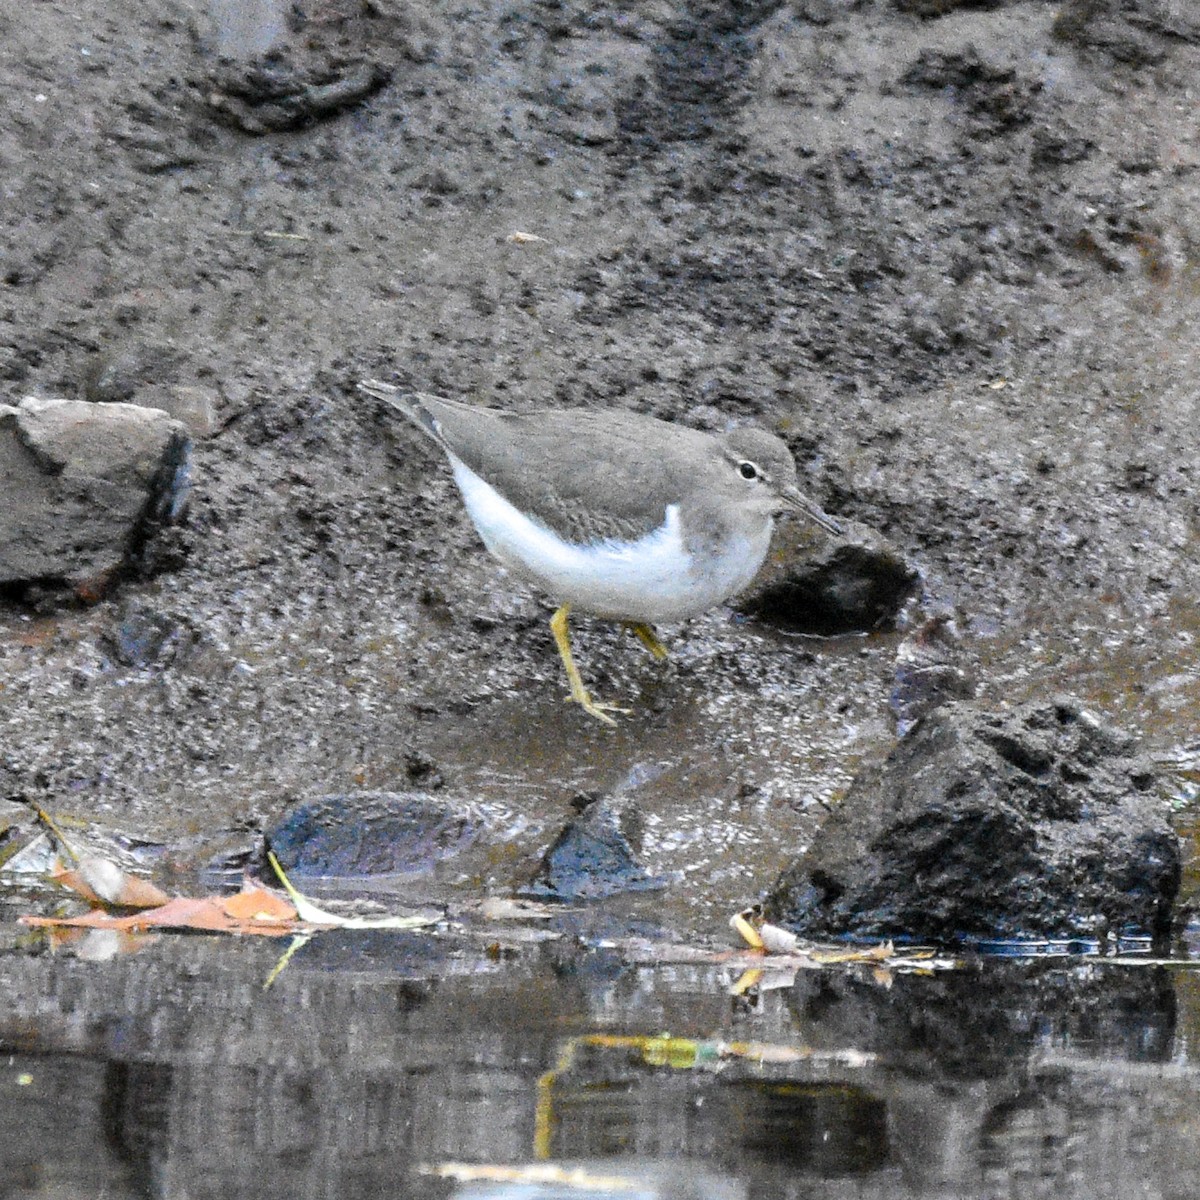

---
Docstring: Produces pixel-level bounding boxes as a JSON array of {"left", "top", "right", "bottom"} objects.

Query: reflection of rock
[
  {"left": 267, "top": 791, "right": 481, "bottom": 877},
  {"left": 0, "top": 397, "right": 191, "bottom": 602},
  {"left": 525, "top": 794, "right": 668, "bottom": 900},
  {"left": 777, "top": 959, "right": 1179, "bottom": 1195},
  {"left": 548, "top": 1086, "right": 884, "bottom": 1182},
  {"left": 765, "top": 698, "right": 1179, "bottom": 943},
  {"left": 740, "top": 521, "right": 919, "bottom": 635},
  {"left": 786, "top": 960, "right": 1176, "bottom": 1081},
  {"left": 718, "top": 1080, "right": 887, "bottom": 1175}
]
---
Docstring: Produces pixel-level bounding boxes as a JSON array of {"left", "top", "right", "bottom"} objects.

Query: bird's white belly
[{"left": 449, "top": 455, "right": 771, "bottom": 622}]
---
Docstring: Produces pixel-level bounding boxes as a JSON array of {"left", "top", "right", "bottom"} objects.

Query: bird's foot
[
  {"left": 565, "top": 690, "right": 632, "bottom": 727},
  {"left": 551, "top": 602, "right": 632, "bottom": 728}
]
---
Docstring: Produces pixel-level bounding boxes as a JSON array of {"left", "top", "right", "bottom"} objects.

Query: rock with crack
[
  {"left": 764, "top": 697, "right": 1179, "bottom": 945},
  {"left": 0, "top": 397, "right": 191, "bottom": 602}
]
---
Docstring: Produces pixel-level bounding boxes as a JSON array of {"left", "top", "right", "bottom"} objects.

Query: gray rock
[
  {"left": 0, "top": 396, "right": 191, "bottom": 599},
  {"left": 764, "top": 697, "right": 1179, "bottom": 944}
]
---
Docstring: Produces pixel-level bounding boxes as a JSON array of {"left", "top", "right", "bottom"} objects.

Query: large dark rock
[
  {"left": 0, "top": 396, "right": 191, "bottom": 601},
  {"left": 765, "top": 698, "right": 1179, "bottom": 944}
]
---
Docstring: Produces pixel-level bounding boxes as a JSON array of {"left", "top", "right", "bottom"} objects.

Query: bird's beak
[{"left": 780, "top": 485, "right": 843, "bottom": 536}]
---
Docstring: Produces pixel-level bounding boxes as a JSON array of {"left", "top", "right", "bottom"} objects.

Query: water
[{"left": 2, "top": 926, "right": 1198, "bottom": 1199}]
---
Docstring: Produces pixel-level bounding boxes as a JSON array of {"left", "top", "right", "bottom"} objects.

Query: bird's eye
[{"left": 738, "top": 460, "right": 761, "bottom": 481}]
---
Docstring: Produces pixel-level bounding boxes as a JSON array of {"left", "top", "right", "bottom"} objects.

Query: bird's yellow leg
[
  {"left": 549, "top": 604, "right": 629, "bottom": 726},
  {"left": 625, "top": 622, "right": 669, "bottom": 661}
]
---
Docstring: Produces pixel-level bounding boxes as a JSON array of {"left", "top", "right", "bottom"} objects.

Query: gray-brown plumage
[
  {"left": 365, "top": 386, "right": 836, "bottom": 547},
  {"left": 361, "top": 380, "right": 840, "bottom": 724}
]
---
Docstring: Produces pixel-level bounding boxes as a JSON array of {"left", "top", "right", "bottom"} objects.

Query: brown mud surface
[{"left": 2, "top": 0, "right": 1199, "bottom": 933}]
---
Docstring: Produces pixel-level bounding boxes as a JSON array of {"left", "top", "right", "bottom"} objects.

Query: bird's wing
[{"left": 411, "top": 397, "right": 719, "bottom": 544}]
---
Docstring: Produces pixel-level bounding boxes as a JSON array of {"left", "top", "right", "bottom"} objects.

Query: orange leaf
[
  {"left": 22, "top": 883, "right": 302, "bottom": 938},
  {"left": 221, "top": 886, "right": 296, "bottom": 922},
  {"left": 51, "top": 856, "right": 172, "bottom": 909}
]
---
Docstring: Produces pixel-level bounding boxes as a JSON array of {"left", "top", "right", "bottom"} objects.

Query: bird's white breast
[{"left": 448, "top": 454, "right": 772, "bottom": 623}]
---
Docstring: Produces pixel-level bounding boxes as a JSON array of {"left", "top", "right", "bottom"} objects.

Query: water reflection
[
  {"left": 785, "top": 961, "right": 1177, "bottom": 1076},
  {"left": 0, "top": 934, "right": 1196, "bottom": 1200}
]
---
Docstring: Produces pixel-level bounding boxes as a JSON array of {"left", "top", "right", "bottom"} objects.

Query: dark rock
[
  {"left": 740, "top": 521, "right": 920, "bottom": 634},
  {"left": 0, "top": 397, "right": 191, "bottom": 602},
  {"left": 764, "top": 698, "right": 1179, "bottom": 943},
  {"left": 524, "top": 794, "right": 668, "bottom": 900},
  {"left": 267, "top": 791, "right": 481, "bottom": 877}
]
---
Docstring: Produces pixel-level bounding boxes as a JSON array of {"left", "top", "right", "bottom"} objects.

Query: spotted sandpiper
[{"left": 361, "top": 382, "right": 841, "bottom": 725}]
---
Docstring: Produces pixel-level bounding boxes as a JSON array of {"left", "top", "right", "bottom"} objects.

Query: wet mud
[
  {"left": 2, "top": 2, "right": 1199, "bottom": 926},
  {"left": 3, "top": 0, "right": 1200, "bottom": 1191}
]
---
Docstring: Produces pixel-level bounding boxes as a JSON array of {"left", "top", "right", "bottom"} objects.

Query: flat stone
[
  {"left": 524, "top": 794, "right": 669, "bottom": 900},
  {"left": 267, "top": 791, "right": 482, "bottom": 877}
]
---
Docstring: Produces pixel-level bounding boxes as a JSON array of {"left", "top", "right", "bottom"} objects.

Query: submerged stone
[
  {"left": 764, "top": 697, "right": 1179, "bottom": 944},
  {"left": 525, "top": 794, "right": 669, "bottom": 900},
  {"left": 267, "top": 791, "right": 481, "bottom": 877}
]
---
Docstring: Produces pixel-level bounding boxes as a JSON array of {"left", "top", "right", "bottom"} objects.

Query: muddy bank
[{"left": 1, "top": 0, "right": 1199, "bottom": 932}]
